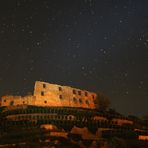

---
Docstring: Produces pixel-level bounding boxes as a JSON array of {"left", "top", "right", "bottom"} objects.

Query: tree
[{"left": 95, "top": 92, "right": 110, "bottom": 111}]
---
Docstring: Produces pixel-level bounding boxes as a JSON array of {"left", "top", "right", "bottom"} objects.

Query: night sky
[{"left": 0, "top": 0, "right": 148, "bottom": 116}]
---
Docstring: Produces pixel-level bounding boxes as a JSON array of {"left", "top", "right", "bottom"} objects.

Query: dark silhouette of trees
[{"left": 95, "top": 92, "right": 110, "bottom": 111}]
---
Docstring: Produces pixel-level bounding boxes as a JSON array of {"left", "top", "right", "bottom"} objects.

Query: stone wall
[
  {"left": 33, "top": 81, "right": 97, "bottom": 109},
  {"left": 1, "top": 95, "right": 35, "bottom": 106},
  {"left": 0, "top": 81, "right": 97, "bottom": 109}
]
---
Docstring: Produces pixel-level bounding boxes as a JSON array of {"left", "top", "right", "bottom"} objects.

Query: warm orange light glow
[{"left": 138, "top": 135, "right": 148, "bottom": 141}]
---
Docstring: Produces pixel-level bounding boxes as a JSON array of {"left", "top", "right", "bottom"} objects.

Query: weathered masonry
[{"left": 1, "top": 81, "right": 97, "bottom": 109}]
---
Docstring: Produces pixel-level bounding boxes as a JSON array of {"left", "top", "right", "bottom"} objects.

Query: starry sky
[{"left": 0, "top": 0, "right": 148, "bottom": 116}]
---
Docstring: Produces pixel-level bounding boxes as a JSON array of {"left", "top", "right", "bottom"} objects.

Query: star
[{"left": 0, "top": 0, "right": 147, "bottom": 117}]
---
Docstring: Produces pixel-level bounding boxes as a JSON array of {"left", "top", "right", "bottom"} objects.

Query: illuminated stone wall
[
  {"left": 0, "top": 81, "right": 97, "bottom": 109},
  {"left": 1, "top": 95, "right": 35, "bottom": 106},
  {"left": 33, "top": 81, "right": 97, "bottom": 109},
  {"left": 138, "top": 135, "right": 148, "bottom": 140}
]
